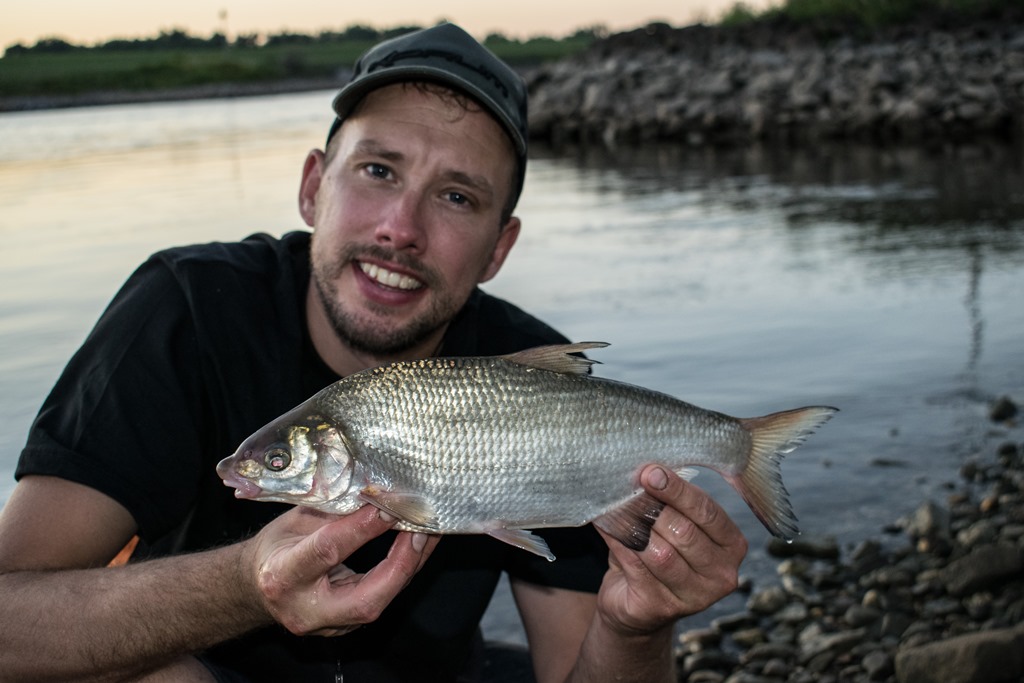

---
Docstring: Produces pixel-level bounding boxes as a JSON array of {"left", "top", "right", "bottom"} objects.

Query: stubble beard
[{"left": 311, "top": 243, "right": 461, "bottom": 357}]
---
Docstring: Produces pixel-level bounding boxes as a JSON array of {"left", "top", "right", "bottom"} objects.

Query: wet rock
[
  {"left": 862, "top": 649, "right": 894, "bottom": 680},
  {"left": 799, "top": 628, "right": 866, "bottom": 664},
  {"left": 780, "top": 574, "right": 821, "bottom": 604},
  {"left": 901, "top": 500, "right": 951, "bottom": 545},
  {"left": 849, "top": 540, "right": 888, "bottom": 575},
  {"left": 722, "top": 673, "right": 779, "bottom": 683},
  {"left": 747, "top": 586, "right": 788, "bottom": 615},
  {"left": 844, "top": 604, "right": 881, "bottom": 628},
  {"left": 990, "top": 396, "right": 1019, "bottom": 423},
  {"left": 956, "top": 518, "right": 998, "bottom": 547},
  {"left": 527, "top": 20, "right": 1024, "bottom": 146},
  {"left": 712, "top": 612, "right": 759, "bottom": 632},
  {"left": 766, "top": 535, "right": 840, "bottom": 560},
  {"left": 996, "top": 442, "right": 1021, "bottom": 467},
  {"left": 879, "top": 610, "right": 914, "bottom": 639},
  {"left": 775, "top": 602, "right": 809, "bottom": 624},
  {"left": 894, "top": 625, "right": 1024, "bottom": 683},
  {"left": 731, "top": 628, "right": 767, "bottom": 648},
  {"left": 740, "top": 642, "right": 798, "bottom": 665},
  {"left": 683, "top": 648, "right": 739, "bottom": 676},
  {"left": 687, "top": 672, "right": 726, "bottom": 683},
  {"left": 680, "top": 627, "right": 722, "bottom": 649},
  {"left": 672, "top": 396, "right": 1024, "bottom": 683},
  {"left": 942, "top": 544, "right": 1024, "bottom": 596}
]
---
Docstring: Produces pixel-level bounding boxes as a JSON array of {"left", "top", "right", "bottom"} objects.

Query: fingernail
[
  {"left": 647, "top": 466, "right": 668, "bottom": 490},
  {"left": 412, "top": 533, "right": 427, "bottom": 553},
  {"left": 378, "top": 509, "right": 397, "bottom": 523}
]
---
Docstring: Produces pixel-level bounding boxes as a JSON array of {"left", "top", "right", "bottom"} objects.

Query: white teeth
[{"left": 359, "top": 262, "right": 423, "bottom": 291}]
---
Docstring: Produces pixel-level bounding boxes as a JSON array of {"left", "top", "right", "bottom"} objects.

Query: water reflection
[
  {"left": 525, "top": 140, "right": 1023, "bottom": 402},
  {"left": 534, "top": 141, "right": 1024, "bottom": 244}
]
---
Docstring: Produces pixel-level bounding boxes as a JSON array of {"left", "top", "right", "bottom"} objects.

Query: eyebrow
[
  {"left": 352, "top": 139, "right": 404, "bottom": 163},
  {"left": 443, "top": 170, "right": 495, "bottom": 200}
]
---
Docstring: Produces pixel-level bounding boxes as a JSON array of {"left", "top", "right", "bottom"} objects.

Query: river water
[{"left": 1, "top": 90, "right": 1022, "bottom": 643}]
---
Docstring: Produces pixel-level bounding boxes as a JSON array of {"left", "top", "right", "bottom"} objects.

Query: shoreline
[
  {"left": 6, "top": 19, "right": 1024, "bottom": 150},
  {"left": 0, "top": 77, "right": 345, "bottom": 113},
  {"left": 526, "top": 20, "right": 1024, "bottom": 147},
  {"left": 676, "top": 395, "right": 1023, "bottom": 683}
]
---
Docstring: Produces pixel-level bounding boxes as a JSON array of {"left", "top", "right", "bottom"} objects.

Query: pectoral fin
[
  {"left": 487, "top": 528, "right": 556, "bottom": 562},
  {"left": 359, "top": 487, "right": 440, "bottom": 530}
]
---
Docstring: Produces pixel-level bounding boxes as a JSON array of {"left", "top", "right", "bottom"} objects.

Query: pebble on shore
[
  {"left": 675, "top": 395, "right": 1023, "bottom": 683},
  {"left": 525, "top": 19, "right": 1024, "bottom": 147}
]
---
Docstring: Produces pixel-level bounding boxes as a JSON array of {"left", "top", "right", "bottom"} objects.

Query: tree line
[{"left": 4, "top": 25, "right": 608, "bottom": 58}]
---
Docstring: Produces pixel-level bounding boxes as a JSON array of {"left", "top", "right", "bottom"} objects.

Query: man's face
[{"left": 299, "top": 83, "right": 520, "bottom": 359}]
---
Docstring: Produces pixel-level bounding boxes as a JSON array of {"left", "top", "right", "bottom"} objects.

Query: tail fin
[{"left": 734, "top": 406, "right": 837, "bottom": 541}]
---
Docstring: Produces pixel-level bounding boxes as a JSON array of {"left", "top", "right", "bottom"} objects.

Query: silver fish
[{"left": 217, "top": 343, "right": 836, "bottom": 561}]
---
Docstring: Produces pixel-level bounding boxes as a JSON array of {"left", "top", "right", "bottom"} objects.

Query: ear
[
  {"left": 478, "top": 216, "right": 521, "bottom": 284},
  {"left": 298, "top": 150, "right": 325, "bottom": 227}
]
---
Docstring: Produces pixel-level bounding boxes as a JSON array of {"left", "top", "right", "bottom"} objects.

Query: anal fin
[
  {"left": 593, "top": 492, "right": 666, "bottom": 552},
  {"left": 487, "top": 528, "right": 556, "bottom": 562}
]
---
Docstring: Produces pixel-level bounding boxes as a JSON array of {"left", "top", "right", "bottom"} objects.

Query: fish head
[{"left": 216, "top": 407, "right": 357, "bottom": 510}]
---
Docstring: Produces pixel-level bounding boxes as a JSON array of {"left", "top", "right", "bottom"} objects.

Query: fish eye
[{"left": 264, "top": 448, "right": 291, "bottom": 472}]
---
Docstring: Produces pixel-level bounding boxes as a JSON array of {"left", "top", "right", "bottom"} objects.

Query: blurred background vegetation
[
  {"left": 0, "top": 25, "right": 601, "bottom": 98},
  {"left": 1, "top": 0, "right": 1020, "bottom": 99},
  {"left": 721, "top": 0, "right": 1020, "bottom": 26}
]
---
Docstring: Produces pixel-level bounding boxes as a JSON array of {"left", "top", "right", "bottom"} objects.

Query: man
[{"left": 0, "top": 23, "right": 746, "bottom": 682}]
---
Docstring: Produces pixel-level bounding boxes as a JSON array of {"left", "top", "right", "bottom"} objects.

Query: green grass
[
  {"left": 0, "top": 43, "right": 374, "bottom": 97},
  {"left": 0, "top": 37, "right": 591, "bottom": 99}
]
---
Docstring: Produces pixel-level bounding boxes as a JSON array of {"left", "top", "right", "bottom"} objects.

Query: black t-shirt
[{"left": 16, "top": 231, "right": 608, "bottom": 682}]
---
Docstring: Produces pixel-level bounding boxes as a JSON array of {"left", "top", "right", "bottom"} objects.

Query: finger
[
  {"left": 640, "top": 465, "right": 742, "bottom": 548},
  {"left": 278, "top": 506, "right": 397, "bottom": 584},
  {"left": 327, "top": 563, "right": 357, "bottom": 584},
  {"left": 381, "top": 531, "right": 440, "bottom": 578},
  {"left": 593, "top": 524, "right": 647, "bottom": 577},
  {"left": 321, "top": 531, "right": 440, "bottom": 625},
  {"left": 327, "top": 535, "right": 437, "bottom": 588}
]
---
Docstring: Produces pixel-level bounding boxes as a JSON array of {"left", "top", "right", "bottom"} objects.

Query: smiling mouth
[{"left": 359, "top": 261, "right": 424, "bottom": 291}]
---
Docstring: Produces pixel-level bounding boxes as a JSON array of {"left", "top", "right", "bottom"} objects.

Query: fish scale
[{"left": 218, "top": 342, "right": 837, "bottom": 560}]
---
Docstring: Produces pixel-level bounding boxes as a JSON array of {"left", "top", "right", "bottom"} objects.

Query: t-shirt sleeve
[{"left": 16, "top": 257, "right": 209, "bottom": 542}]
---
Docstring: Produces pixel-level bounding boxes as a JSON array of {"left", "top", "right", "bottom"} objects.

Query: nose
[{"left": 375, "top": 192, "right": 427, "bottom": 252}]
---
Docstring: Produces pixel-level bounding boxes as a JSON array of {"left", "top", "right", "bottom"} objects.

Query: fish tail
[{"left": 733, "top": 406, "right": 838, "bottom": 541}]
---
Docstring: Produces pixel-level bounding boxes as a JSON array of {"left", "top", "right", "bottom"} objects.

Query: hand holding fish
[
  {"left": 594, "top": 465, "right": 747, "bottom": 635},
  {"left": 243, "top": 505, "right": 439, "bottom": 636}
]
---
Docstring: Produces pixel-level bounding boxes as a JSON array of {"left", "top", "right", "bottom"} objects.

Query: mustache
[{"left": 336, "top": 244, "right": 440, "bottom": 288}]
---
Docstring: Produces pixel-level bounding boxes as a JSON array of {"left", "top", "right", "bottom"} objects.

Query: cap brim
[{"left": 330, "top": 67, "right": 527, "bottom": 157}]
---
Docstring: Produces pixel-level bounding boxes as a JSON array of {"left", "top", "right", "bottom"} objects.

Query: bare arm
[
  {"left": 514, "top": 466, "right": 748, "bottom": 683},
  {"left": 0, "top": 476, "right": 437, "bottom": 681}
]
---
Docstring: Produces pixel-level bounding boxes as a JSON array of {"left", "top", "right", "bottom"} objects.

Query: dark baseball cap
[{"left": 325, "top": 23, "right": 529, "bottom": 210}]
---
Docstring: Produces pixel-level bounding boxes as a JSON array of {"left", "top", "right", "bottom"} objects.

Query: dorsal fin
[{"left": 502, "top": 342, "right": 609, "bottom": 376}]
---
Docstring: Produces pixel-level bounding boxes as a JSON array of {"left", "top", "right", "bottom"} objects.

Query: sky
[{"left": 3, "top": 0, "right": 775, "bottom": 50}]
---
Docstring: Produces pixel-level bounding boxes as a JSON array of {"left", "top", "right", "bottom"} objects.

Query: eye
[
  {"left": 364, "top": 163, "right": 392, "bottom": 180},
  {"left": 264, "top": 448, "right": 291, "bottom": 472},
  {"left": 445, "top": 191, "right": 469, "bottom": 206}
]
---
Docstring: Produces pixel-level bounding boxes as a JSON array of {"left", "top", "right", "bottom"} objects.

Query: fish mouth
[
  {"left": 216, "top": 456, "right": 264, "bottom": 499},
  {"left": 358, "top": 261, "right": 424, "bottom": 291},
  {"left": 219, "top": 475, "right": 264, "bottom": 499}
]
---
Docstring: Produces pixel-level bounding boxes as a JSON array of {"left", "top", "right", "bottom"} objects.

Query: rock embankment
[
  {"left": 676, "top": 396, "right": 1023, "bottom": 683},
  {"left": 526, "top": 20, "right": 1024, "bottom": 146}
]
